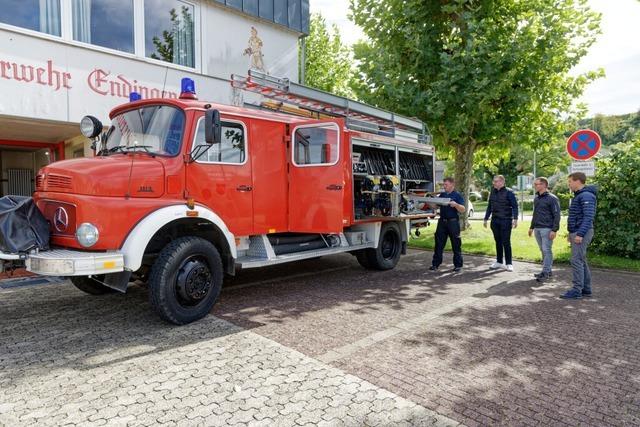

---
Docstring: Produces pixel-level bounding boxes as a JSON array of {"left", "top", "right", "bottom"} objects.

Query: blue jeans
[
  {"left": 570, "top": 229, "right": 594, "bottom": 293},
  {"left": 534, "top": 228, "right": 553, "bottom": 274}
]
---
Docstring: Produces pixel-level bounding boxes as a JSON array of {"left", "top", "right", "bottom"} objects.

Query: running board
[{"left": 237, "top": 242, "right": 375, "bottom": 269}]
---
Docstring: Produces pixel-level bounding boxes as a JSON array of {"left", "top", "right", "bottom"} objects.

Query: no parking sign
[{"left": 566, "top": 129, "right": 601, "bottom": 161}]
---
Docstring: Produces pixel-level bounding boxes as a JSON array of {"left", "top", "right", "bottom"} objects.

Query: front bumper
[{"left": 0, "top": 249, "right": 124, "bottom": 276}]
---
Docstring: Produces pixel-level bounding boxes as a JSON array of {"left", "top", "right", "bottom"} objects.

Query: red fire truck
[{"left": 0, "top": 71, "right": 436, "bottom": 324}]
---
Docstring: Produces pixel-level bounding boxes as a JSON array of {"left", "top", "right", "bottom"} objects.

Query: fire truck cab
[{"left": 0, "top": 72, "right": 436, "bottom": 325}]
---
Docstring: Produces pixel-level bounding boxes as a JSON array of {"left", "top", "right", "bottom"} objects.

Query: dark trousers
[
  {"left": 432, "top": 218, "right": 463, "bottom": 268},
  {"left": 491, "top": 218, "right": 513, "bottom": 265}
]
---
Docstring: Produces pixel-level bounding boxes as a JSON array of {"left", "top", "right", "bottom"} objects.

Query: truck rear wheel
[
  {"left": 70, "top": 275, "right": 113, "bottom": 295},
  {"left": 148, "top": 236, "right": 223, "bottom": 325},
  {"left": 358, "top": 222, "right": 402, "bottom": 271}
]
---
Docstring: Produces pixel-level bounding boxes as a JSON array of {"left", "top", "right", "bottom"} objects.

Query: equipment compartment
[{"left": 399, "top": 150, "right": 434, "bottom": 194}]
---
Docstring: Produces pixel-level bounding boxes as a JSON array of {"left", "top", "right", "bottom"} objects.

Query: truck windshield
[{"left": 102, "top": 105, "right": 185, "bottom": 156}]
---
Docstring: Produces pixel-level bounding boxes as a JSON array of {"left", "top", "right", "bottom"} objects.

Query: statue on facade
[{"left": 243, "top": 26, "right": 266, "bottom": 72}]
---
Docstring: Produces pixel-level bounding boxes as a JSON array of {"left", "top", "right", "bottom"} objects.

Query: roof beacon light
[
  {"left": 180, "top": 77, "right": 197, "bottom": 100},
  {"left": 129, "top": 91, "right": 142, "bottom": 102}
]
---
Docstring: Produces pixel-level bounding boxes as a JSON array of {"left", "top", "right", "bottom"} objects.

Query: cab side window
[
  {"left": 293, "top": 124, "right": 339, "bottom": 166},
  {"left": 194, "top": 119, "right": 246, "bottom": 164}
]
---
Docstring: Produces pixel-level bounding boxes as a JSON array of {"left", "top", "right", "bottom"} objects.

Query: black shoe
[
  {"left": 582, "top": 291, "right": 593, "bottom": 297},
  {"left": 534, "top": 271, "right": 553, "bottom": 278},
  {"left": 535, "top": 273, "right": 550, "bottom": 283},
  {"left": 452, "top": 267, "right": 462, "bottom": 273},
  {"left": 429, "top": 265, "right": 438, "bottom": 271}
]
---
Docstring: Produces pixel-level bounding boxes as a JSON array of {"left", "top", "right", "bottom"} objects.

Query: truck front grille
[{"left": 45, "top": 174, "right": 72, "bottom": 191}]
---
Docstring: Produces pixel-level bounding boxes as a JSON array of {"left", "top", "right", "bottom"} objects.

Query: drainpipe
[{"left": 300, "top": 35, "right": 307, "bottom": 85}]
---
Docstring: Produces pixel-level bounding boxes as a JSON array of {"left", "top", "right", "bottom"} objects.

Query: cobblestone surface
[
  {"left": 0, "top": 277, "right": 453, "bottom": 426},
  {"left": 1, "top": 251, "right": 639, "bottom": 426},
  {"left": 217, "top": 252, "right": 640, "bottom": 426}
]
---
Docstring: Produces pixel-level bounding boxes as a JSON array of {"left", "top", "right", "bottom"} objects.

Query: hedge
[{"left": 591, "top": 141, "right": 640, "bottom": 259}]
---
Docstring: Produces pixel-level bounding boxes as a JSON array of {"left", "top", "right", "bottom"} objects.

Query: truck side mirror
[{"left": 205, "top": 109, "right": 222, "bottom": 144}]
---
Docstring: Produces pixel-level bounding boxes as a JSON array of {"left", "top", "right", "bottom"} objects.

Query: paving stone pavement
[
  {"left": 1, "top": 251, "right": 639, "bottom": 426},
  {"left": 0, "top": 282, "right": 455, "bottom": 427}
]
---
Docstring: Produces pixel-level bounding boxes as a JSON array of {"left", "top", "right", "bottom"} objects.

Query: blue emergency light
[
  {"left": 179, "top": 77, "right": 197, "bottom": 99},
  {"left": 182, "top": 78, "right": 195, "bottom": 94},
  {"left": 129, "top": 91, "right": 142, "bottom": 102}
]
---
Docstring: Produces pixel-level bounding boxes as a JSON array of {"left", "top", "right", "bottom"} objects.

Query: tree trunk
[{"left": 454, "top": 141, "right": 477, "bottom": 230}]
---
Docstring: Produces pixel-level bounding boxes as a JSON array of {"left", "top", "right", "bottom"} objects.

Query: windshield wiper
[
  {"left": 104, "top": 145, "right": 156, "bottom": 156},
  {"left": 126, "top": 145, "right": 153, "bottom": 153},
  {"left": 107, "top": 145, "right": 128, "bottom": 154}
]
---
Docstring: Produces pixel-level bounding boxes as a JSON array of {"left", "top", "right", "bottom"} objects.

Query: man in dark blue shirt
[
  {"left": 429, "top": 177, "right": 466, "bottom": 272},
  {"left": 483, "top": 175, "right": 519, "bottom": 271}
]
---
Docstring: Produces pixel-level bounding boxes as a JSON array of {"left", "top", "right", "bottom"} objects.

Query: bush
[
  {"left": 556, "top": 193, "right": 571, "bottom": 211},
  {"left": 521, "top": 201, "right": 534, "bottom": 211},
  {"left": 552, "top": 177, "right": 570, "bottom": 195},
  {"left": 592, "top": 140, "right": 640, "bottom": 259},
  {"left": 481, "top": 189, "right": 490, "bottom": 201}
]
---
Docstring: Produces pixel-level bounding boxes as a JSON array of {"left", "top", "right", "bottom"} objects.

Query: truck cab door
[
  {"left": 288, "top": 120, "right": 344, "bottom": 233},
  {"left": 186, "top": 115, "right": 253, "bottom": 236}
]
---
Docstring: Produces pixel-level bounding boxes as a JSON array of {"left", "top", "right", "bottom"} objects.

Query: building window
[
  {"left": 145, "top": 0, "right": 195, "bottom": 68},
  {"left": 72, "top": 0, "right": 134, "bottom": 53},
  {"left": 293, "top": 124, "right": 339, "bottom": 166},
  {"left": 0, "top": 0, "right": 61, "bottom": 36},
  {"left": 194, "top": 120, "right": 246, "bottom": 164}
]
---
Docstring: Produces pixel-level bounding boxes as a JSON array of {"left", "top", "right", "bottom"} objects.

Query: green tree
[
  {"left": 350, "top": 0, "right": 602, "bottom": 227},
  {"left": 301, "top": 13, "right": 354, "bottom": 98}
]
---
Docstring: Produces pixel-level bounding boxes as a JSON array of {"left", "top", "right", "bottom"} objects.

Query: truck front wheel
[
  {"left": 148, "top": 236, "right": 223, "bottom": 325},
  {"left": 357, "top": 222, "right": 402, "bottom": 271},
  {"left": 70, "top": 275, "right": 113, "bottom": 295}
]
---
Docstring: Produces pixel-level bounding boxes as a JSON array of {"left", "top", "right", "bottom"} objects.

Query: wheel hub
[{"left": 176, "top": 258, "right": 212, "bottom": 305}]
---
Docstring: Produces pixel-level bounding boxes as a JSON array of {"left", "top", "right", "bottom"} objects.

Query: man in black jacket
[
  {"left": 528, "top": 177, "right": 561, "bottom": 282},
  {"left": 484, "top": 175, "right": 519, "bottom": 271}
]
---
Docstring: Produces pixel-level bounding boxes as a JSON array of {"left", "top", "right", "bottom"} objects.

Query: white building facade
[{"left": 0, "top": 0, "right": 308, "bottom": 196}]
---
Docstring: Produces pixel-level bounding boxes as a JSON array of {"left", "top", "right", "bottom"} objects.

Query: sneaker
[
  {"left": 560, "top": 289, "right": 583, "bottom": 299},
  {"left": 490, "top": 262, "right": 503, "bottom": 269},
  {"left": 533, "top": 271, "right": 552, "bottom": 278},
  {"left": 506, "top": 264, "right": 514, "bottom": 272},
  {"left": 428, "top": 265, "right": 438, "bottom": 271},
  {"left": 452, "top": 267, "right": 462, "bottom": 273},
  {"left": 582, "top": 291, "right": 593, "bottom": 297}
]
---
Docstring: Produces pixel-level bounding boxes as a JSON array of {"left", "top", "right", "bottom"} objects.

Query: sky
[{"left": 310, "top": 0, "right": 640, "bottom": 116}]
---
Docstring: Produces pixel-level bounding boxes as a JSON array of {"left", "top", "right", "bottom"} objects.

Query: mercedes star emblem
[{"left": 54, "top": 207, "right": 69, "bottom": 232}]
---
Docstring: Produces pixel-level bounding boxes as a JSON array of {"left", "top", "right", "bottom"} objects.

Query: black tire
[
  {"left": 360, "top": 222, "right": 403, "bottom": 271},
  {"left": 148, "top": 236, "right": 223, "bottom": 325},
  {"left": 70, "top": 275, "right": 113, "bottom": 295},
  {"left": 355, "top": 250, "right": 372, "bottom": 269}
]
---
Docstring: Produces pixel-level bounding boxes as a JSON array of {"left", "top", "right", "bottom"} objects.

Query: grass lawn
[{"left": 409, "top": 218, "right": 640, "bottom": 272}]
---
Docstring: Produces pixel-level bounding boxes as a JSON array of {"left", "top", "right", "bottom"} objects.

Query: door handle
[
  {"left": 326, "top": 184, "right": 343, "bottom": 191},
  {"left": 236, "top": 185, "right": 253, "bottom": 192}
]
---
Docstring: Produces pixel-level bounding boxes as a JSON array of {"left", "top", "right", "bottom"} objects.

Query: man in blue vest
[
  {"left": 484, "top": 175, "right": 519, "bottom": 271},
  {"left": 560, "top": 172, "right": 597, "bottom": 299},
  {"left": 429, "top": 177, "right": 466, "bottom": 272}
]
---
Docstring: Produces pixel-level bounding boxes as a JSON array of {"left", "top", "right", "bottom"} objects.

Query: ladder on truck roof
[{"left": 231, "top": 70, "right": 432, "bottom": 144}]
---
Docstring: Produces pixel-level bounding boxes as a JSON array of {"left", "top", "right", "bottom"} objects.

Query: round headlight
[
  {"left": 80, "top": 115, "right": 103, "bottom": 139},
  {"left": 76, "top": 223, "right": 99, "bottom": 248}
]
